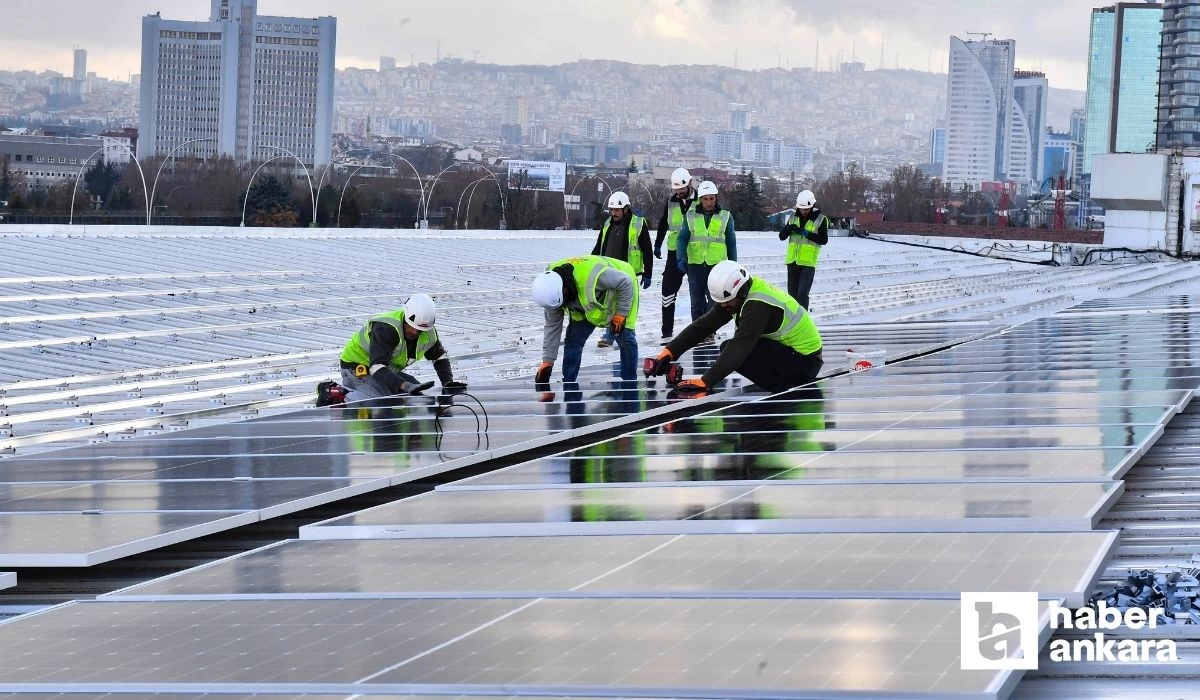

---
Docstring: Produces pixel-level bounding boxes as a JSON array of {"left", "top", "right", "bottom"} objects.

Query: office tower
[
  {"left": 729, "top": 103, "right": 751, "bottom": 131},
  {"left": 73, "top": 49, "right": 87, "bottom": 82},
  {"left": 943, "top": 36, "right": 1016, "bottom": 187},
  {"left": 1084, "top": 3, "right": 1162, "bottom": 171},
  {"left": 139, "top": 0, "right": 337, "bottom": 166},
  {"left": 1012, "top": 71, "right": 1049, "bottom": 183},
  {"left": 929, "top": 119, "right": 947, "bottom": 165},
  {"left": 504, "top": 96, "right": 529, "bottom": 132},
  {"left": 1158, "top": 0, "right": 1200, "bottom": 150}
]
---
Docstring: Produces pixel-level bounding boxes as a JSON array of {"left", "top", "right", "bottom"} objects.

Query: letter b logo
[{"left": 961, "top": 592, "right": 1039, "bottom": 670}]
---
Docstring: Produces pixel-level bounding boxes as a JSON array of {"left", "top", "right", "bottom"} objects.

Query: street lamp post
[
  {"left": 148, "top": 137, "right": 216, "bottom": 224},
  {"left": 240, "top": 154, "right": 291, "bottom": 227},
  {"left": 68, "top": 147, "right": 107, "bottom": 225},
  {"left": 257, "top": 145, "right": 317, "bottom": 227},
  {"left": 98, "top": 136, "right": 151, "bottom": 225},
  {"left": 454, "top": 175, "right": 491, "bottom": 229},
  {"left": 336, "top": 164, "right": 370, "bottom": 228}
]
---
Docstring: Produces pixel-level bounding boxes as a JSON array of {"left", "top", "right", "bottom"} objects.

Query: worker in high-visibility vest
[
  {"left": 779, "top": 189, "right": 828, "bottom": 310},
  {"left": 591, "top": 191, "right": 652, "bottom": 349},
  {"left": 315, "top": 294, "right": 466, "bottom": 407},
  {"left": 676, "top": 180, "right": 737, "bottom": 326},
  {"left": 532, "top": 255, "right": 640, "bottom": 383},
  {"left": 652, "top": 168, "right": 696, "bottom": 344},
  {"left": 647, "top": 261, "right": 822, "bottom": 394}
]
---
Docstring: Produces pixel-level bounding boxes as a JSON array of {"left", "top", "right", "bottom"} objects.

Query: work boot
[
  {"left": 315, "top": 381, "right": 347, "bottom": 407},
  {"left": 597, "top": 337, "right": 613, "bottom": 349}
]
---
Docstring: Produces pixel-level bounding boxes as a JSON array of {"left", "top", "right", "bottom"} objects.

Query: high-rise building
[
  {"left": 729, "top": 103, "right": 751, "bottom": 131},
  {"left": 1011, "top": 71, "right": 1049, "bottom": 184},
  {"left": 929, "top": 119, "right": 947, "bottom": 166},
  {"left": 73, "top": 49, "right": 87, "bottom": 82},
  {"left": 943, "top": 36, "right": 1016, "bottom": 188},
  {"left": 1042, "top": 133, "right": 1078, "bottom": 184},
  {"left": 582, "top": 118, "right": 613, "bottom": 140},
  {"left": 1070, "top": 108, "right": 1087, "bottom": 144},
  {"left": 500, "top": 123, "right": 523, "bottom": 146},
  {"left": 504, "top": 96, "right": 529, "bottom": 132},
  {"left": 1158, "top": 0, "right": 1200, "bottom": 150},
  {"left": 1083, "top": 3, "right": 1162, "bottom": 172},
  {"left": 705, "top": 131, "right": 743, "bottom": 161},
  {"left": 138, "top": 0, "right": 337, "bottom": 166},
  {"left": 380, "top": 56, "right": 396, "bottom": 72},
  {"left": 780, "top": 144, "right": 815, "bottom": 174}
]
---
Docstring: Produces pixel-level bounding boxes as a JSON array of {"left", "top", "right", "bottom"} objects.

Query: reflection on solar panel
[
  {"left": 1, "top": 250, "right": 1197, "bottom": 700},
  {"left": 112, "top": 532, "right": 1117, "bottom": 607}
]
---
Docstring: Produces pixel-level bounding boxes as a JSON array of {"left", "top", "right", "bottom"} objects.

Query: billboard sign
[{"left": 507, "top": 160, "right": 566, "bottom": 192}]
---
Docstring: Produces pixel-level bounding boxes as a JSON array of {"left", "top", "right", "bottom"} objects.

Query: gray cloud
[{"left": 0, "top": 0, "right": 1095, "bottom": 89}]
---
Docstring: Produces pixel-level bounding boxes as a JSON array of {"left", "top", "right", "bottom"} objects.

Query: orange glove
[
  {"left": 535, "top": 362, "right": 553, "bottom": 384},
  {"left": 610, "top": 314, "right": 628, "bottom": 335},
  {"left": 675, "top": 378, "right": 709, "bottom": 392},
  {"left": 647, "top": 348, "right": 674, "bottom": 376}
]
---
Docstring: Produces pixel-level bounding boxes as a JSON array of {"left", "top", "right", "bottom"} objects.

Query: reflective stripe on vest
[
  {"left": 547, "top": 255, "right": 640, "bottom": 328},
  {"left": 786, "top": 212, "right": 825, "bottom": 267},
  {"left": 600, "top": 214, "right": 643, "bottom": 273},
  {"left": 685, "top": 208, "right": 731, "bottom": 265},
  {"left": 738, "top": 277, "right": 823, "bottom": 355},
  {"left": 666, "top": 199, "right": 691, "bottom": 252},
  {"left": 339, "top": 307, "right": 439, "bottom": 369}
]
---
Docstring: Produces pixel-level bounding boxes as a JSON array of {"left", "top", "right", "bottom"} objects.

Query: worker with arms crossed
[
  {"left": 315, "top": 293, "right": 467, "bottom": 406},
  {"left": 591, "top": 191, "right": 653, "bottom": 348},
  {"left": 779, "top": 189, "right": 828, "bottom": 309},
  {"left": 646, "top": 261, "right": 823, "bottom": 394},
  {"left": 532, "top": 255, "right": 640, "bottom": 383}
]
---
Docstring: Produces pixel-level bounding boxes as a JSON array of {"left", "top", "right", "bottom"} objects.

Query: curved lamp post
[
  {"left": 68, "top": 147, "right": 107, "bottom": 225},
  {"left": 257, "top": 145, "right": 317, "bottom": 227},
  {"left": 459, "top": 174, "right": 507, "bottom": 229},
  {"left": 337, "top": 149, "right": 428, "bottom": 228},
  {"left": 335, "top": 163, "right": 371, "bottom": 228},
  {"left": 240, "top": 154, "right": 292, "bottom": 227},
  {"left": 454, "top": 175, "right": 491, "bottom": 229},
  {"left": 148, "top": 137, "right": 216, "bottom": 224},
  {"left": 97, "top": 136, "right": 150, "bottom": 225},
  {"left": 565, "top": 174, "right": 612, "bottom": 229}
]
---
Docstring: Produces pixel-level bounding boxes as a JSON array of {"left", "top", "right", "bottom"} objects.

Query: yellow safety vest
[
  {"left": 340, "top": 307, "right": 439, "bottom": 369},
  {"left": 737, "top": 277, "right": 822, "bottom": 355},
  {"left": 599, "top": 215, "right": 644, "bottom": 274},
  {"left": 547, "top": 255, "right": 640, "bottom": 328},
  {"left": 666, "top": 198, "right": 692, "bottom": 252},
  {"left": 786, "top": 212, "right": 826, "bottom": 267},
  {"left": 686, "top": 207, "right": 731, "bottom": 265}
]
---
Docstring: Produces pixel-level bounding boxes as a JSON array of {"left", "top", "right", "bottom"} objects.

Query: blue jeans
[
  {"left": 686, "top": 263, "right": 715, "bottom": 321},
  {"left": 562, "top": 320, "right": 639, "bottom": 382}
]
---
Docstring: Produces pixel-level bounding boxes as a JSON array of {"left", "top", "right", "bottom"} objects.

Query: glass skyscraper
[
  {"left": 1083, "top": 8, "right": 1115, "bottom": 174},
  {"left": 1158, "top": 0, "right": 1200, "bottom": 150}
]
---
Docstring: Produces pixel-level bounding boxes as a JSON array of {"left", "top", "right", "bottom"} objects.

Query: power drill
[{"left": 642, "top": 357, "right": 684, "bottom": 386}]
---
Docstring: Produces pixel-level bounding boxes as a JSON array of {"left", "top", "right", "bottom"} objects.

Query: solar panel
[
  {"left": 0, "top": 597, "right": 1048, "bottom": 700},
  {"left": 0, "top": 572, "right": 13, "bottom": 590},
  {"left": 110, "top": 531, "right": 1117, "bottom": 607},
  {"left": 301, "top": 481, "right": 1124, "bottom": 538},
  {"left": 439, "top": 447, "right": 1141, "bottom": 490}
]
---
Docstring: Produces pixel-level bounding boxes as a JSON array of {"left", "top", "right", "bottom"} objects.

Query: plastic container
[{"left": 846, "top": 347, "right": 887, "bottom": 372}]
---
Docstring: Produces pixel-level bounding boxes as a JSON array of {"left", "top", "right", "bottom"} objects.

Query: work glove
[
  {"left": 610, "top": 314, "right": 628, "bottom": 335},
  {"left": 535, "top": 362, "right": 553, "bottom": 384},
  {"left": 675, "top": 378, "right": 709, "bottom": 393},
  {"left": 653, "top": 246, "right": 662, "bottom": 259},
  {"left": 443, "top": 379, "right": 468, "bottom": 394},
  {"left": 640, "top": 273, "right": 652, "bottom": 290},
  {"left": 644, "top": 348, "right": 674, "bottom": 377},
  {"left": 400, "top": 380, "right": 435, "bottom": 396}
]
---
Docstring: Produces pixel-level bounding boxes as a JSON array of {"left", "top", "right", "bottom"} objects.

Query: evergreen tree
[{"left": 730, "top": 169, "right": 769, "bottom": 231}]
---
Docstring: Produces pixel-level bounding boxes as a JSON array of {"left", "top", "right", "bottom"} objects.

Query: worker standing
[
  {"left": 652, "top": 168, "right": 696, "bottom": 344},
  {"left": 591, "top": 191, "right": 653, "bottom": 348},
  {"left": 779, "top": 189, "right": 828, "bottom": 310},
  {"left": 647, "top": 261, "right": 822, "bottom": 394},
  {"left": 532, "top": 255, "right": 640, "bottom": 383},
  {"left": 676, "top": 180, "right": 737, "bottom": 327},
  {"left": 315, "top": 294, "right": 467, "bottom": 406}
]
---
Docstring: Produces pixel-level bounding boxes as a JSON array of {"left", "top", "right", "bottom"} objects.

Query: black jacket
[
  {"left": 666, "top": 289, "right": 794, "bottom": 387},
  {"left": 340, "top": 321, "right": 454, "bottom": 384},
  {"left": 655, "top": 192, "right": 695, "bottom": 252},
  {"left": 779, "top": 206, "right": 829, "bottom": 246}
]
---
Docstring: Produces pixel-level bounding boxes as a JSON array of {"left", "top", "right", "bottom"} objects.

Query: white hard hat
[
  {"left": 707, "top": 260, "right": 750, "bottom": 302},
  {"left": 697, "top": 180, "right": 719, "bottom": 197},
  {"left": 796, "top": 190, "right": 816, "bottom": 209},
  {"left": 671, "top": 168, "right": 692, "bottom": 189},
  {"left": 532, "top": 271, "right": 564, "bottom": 309},
  {"left": 403, "top": 293, "right": 436, "bottom": 332},
  {"left": 607, "top": 191, "right": 630, "bottom": 209}
]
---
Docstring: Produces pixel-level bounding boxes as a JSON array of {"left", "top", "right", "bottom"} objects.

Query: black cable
[{"left": 855, "top": 232, "right": 1060, "bottom": 266}]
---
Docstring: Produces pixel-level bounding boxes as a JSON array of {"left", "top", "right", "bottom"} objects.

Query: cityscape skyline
[{"left": 0, "top": 0, "right": 1106, "bottom": 90}]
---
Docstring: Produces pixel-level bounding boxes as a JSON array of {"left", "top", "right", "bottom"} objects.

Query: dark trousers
[
  {"left": 661, "top": 250, "right": 685, "bottom": 335},
  {"left": 721, "top": 337, "right": 823, "bottom": 393},
  {"left": 787, "top": 263, "right": 817, "bottom": 310},
  {"left": 686, "top": 262, "right": 715, "bottom": 322}
]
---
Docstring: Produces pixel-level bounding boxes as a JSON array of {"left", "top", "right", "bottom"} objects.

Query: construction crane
[
  {"left": 965, "top": 32, "right": 994, "bottom": 41},
  {"left": 1053, "top": 171, "right": 1068, "bottom": 231}
]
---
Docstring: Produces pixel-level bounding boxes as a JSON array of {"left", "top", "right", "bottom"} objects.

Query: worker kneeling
[
  {"left": 315, "top": 293, "right": 466, "bottom": 407},
  {"left": 648, "top": 261, "right": 823, "bottom": 394},
  {"left": 533, "top": 255, "right": 640, "bottom": 383}
]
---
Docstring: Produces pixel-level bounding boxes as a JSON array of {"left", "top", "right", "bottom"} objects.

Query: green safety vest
[
  {"left": 599, "top": 215, "right": 645, "bottom": 274},
  {"left": 340, "top": 307, "right": 439, "bottom": 369},
  {"left": 737, "top": 277, "right": 823, "bottom": 355},
  {"left": 685, "top": 207, "right": 731, "bottom": 265},
  {"left": 786, "top": 212, "right": 826, "bottom": 267},
  {"left": 547, "top": 256, "right": 640, "bottom": 328},
  {"left": 665, "top": 198, "right": 693, "bottom": 252}
]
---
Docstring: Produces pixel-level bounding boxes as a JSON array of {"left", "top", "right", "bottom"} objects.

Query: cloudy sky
[{"left": 2, "top": 0, "right": 1098, "bottom": 90}]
